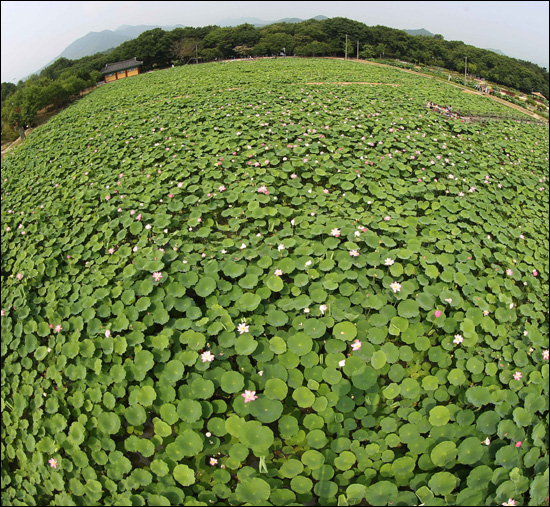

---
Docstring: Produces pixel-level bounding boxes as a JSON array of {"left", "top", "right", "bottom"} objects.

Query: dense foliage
[
  {"left": 1, "top": 59, "right": 549, "bottom": 506},
  {"left": 2, "top": 17, "right": 549, "bottom": 141}
]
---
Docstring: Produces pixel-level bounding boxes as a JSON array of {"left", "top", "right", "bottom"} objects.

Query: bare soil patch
[{"left": 303, "top": 82, "right": 399, "bottom": 86}]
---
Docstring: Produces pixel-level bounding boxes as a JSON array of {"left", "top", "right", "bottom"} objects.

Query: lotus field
[{"left": 1, "top": 58, "right": 549, "bottom": 506}]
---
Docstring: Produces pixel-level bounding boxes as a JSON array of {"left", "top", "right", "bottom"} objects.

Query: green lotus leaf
[
  {"left": 279, "top": 415, "right": 299, "bottom": 438},
  {"left": 288, "top": 332, "right": 313, "bottom": 356},
  {"left": 301, "top": 449, "right": 325, "bottom": 470},
  {"left": 249, "top": 397, "right": 283, "bottom": 423},
  {"left": 153, "top": 418, "right": 172, "bottom": 438},
  {"left": 173, "top": 464, "right": 195, "bottom": 487},
  {"left": 391, "top": 456, "right": 416, "bottom": 478},
  {"left": 314, "top": 480, "right": 338, "bottom": 498},
  {"left": 264, "top": 378, "right": 288, "bottom": 400},
  {"left": 334, "top": 450, "right": 356, "bottom": 471},
  {"left": 280, "top": 459, "right": 304, "bottom": 478},
  {"left": 371, "top": 350, "right": 387, "bottom": 370},
  {"left": 347, "top": 484, "right": 367, "bottom": 503},
  {"left": 397, "top": 299, "right": 420, "bottom": 318},
  {"left": 269, "top": 336, "right": 287, "bottom": 354},
  {"left": 124, "top": 405, "right": 146, "bottom": 426},
  {"left": 234, "top": 333, "right": 258, "bottom": 355},
  {"left": 292, "top": 386, "right": 315, "bottom": 407},
  {"left": 428, "top": 471, "right": 458, "bottom": 496},
  {"left": 457, "top": 436, "right": 485, "bottom": 465},
  {"left": 265, "top": 309, "right": 288, "bottom": 327},
  {"left": 429, "top": 406, "right": 451, "bottom": 427},
  {"left": 236, "top": 292, "right": 262, "bottom": 311},
  {"left": 448, "top": 368, "right": 467, "bottom": 385},
  {"left": 177, "top": 398, "right": 202, "bottom": 423},
  {"left": 195, "top": 276, "right": 217, "bottom": 297},
  {"left": 289, "top": 475, "right": 312, "bottom": 495},
  {"left": 306, "top": 429, "right": 329, "bottom": 449},
  {"left": 431, "top": 441, "right": 457, "bottom": 467},
  {"left": 236, "top": 478, "right": 271, "bottom": 504},
  {"left": 333, "top": 321, "right": 357, "bottom": 341},
  {"left": 265, "top": 275, "right": 284, "bottom": 292},
  {"left": 465, "top": 386, "right": 491, "bottom": 407},
  {"left": 97, "top": 412, "right": 121, "bottom": 435},
  {"left": 364, "top": 481, "right": 398, "bottom": 506},
  {"left": 220, "top": 371, "right": 244, "bottom": 393}
]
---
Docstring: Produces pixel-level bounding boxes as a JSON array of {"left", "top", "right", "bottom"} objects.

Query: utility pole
[
  {"left": 464, "top": 56, "right": 467, "bottom": 87},
  {"left": 345, "top": 34, "right": 348, "bottom": 60},
  {"left": 196, "top": 45, "right": 198, "bottom": 65},
  {"left": 357, "top": 40, "right": 359, "bottom": 59}
]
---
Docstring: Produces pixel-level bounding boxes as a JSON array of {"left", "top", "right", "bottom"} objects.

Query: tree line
[{"left": 2, "top": 17, "right": 548, "bottom": 141}]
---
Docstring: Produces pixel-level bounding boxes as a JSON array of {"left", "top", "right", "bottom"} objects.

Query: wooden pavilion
[{"left": 101, "top": 57, "right": 143, "bottom": 83}]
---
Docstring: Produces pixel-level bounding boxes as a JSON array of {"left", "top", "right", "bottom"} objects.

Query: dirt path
[
  {"left": 2, "top": 87, "right": 98, "bottom": 159},
  {"left": 303, "top": 82, "right": 399, "bottom": 86},
  {"left": 335, "top": 57, "right": 546, "bottom": 121},
  {"left": 461, "top": 88, "right": 545, "bottom": 120}
]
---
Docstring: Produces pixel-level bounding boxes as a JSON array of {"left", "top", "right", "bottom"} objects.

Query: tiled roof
[{"left": 101, "top": 57, "right": 143, "bottom": 74}]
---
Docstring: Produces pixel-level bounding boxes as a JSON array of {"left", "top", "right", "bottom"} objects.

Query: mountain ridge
[{"left": 21, "top": 16, "right": 515, "bottom": 81}]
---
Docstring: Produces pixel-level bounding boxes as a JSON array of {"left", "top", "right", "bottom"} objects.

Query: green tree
[
  {"left": 1, "top": 82, "right": 17, "bottom": 104},
  {"left": 203, "top": 27, "right": 236, "bottom": 58},
  {"left": 172, "top": 38, "right": 203, "bottom": 64}
]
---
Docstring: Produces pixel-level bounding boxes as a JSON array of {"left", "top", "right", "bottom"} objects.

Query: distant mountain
[
  {"left": 403, "top": 28, "right": 434, "bottom": 37},
  {"left": 218, "top": 15, "right": 328, "bottom": 27},
  {"left": 24, "top": 24, "right": 186, "bottom": 81},
  {"left": 403, "top": 31, "right": 506, "bottom": 57},
  {"left": 218, "top": 17, "right": 267, "bottom": 27},
  {"left": 485, "top": 48, "right": 506, "bottom": 56}
]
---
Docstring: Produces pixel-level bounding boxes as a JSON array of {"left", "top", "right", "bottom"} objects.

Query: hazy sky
[{"left": 2, "top": 1, "right": 549, "bottom": 83}]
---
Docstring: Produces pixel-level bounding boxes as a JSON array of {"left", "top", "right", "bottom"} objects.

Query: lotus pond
[{"left": 1, "top": 58, "right": 549, "bottom": 506}]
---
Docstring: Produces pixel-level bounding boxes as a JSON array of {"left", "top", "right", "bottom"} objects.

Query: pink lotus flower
[
  {"left": 274, "top": 269, "right": 283, "bottom": 276},
  {"left": 515, "top": 441, "right": 522, "bottom": 448},
  {"left": 331, "top": 228, "right": 341, "bottom": 237},
  {"left": 349, "top": 250, "right": 359, "bottom": 257},
  {"left": 152, "top": 272, "right": 163, "bottom": 282},
  {"left": 384, "top": 216, "right": 391, "bottom": 221},
  {"left": 105, "top": 195, "right": 110, "bottom": 201},
  {"left": 384, "top": 258, "right": 394, "bottom": 266},
  {"left": 502, "top": 500, "right": 516, "bottom": 506},
  {"left": 319, "top": 304, "right": 327, "bottom": 315},
  {"left": 513, "top": 371, "right": 522, "bottom": 381},
  {"left": 201, "top": 351, "right": 215, "bottom": 363},
  {"left": 543, "top": 350, "right": 549, "bottom": 360},
  {"left": 105, "top": 329, "right": 111, "bottom": 338},
  {"left": 16, "top": 273, "right": 23, "bottom": 280},
  {"left": 48, "top": 458, "right": 58, "bottom": 469},
  {"left": 434, "top": 310, "right": 442, "bottom": 318},
  {"left": 54, "top": 325, "right": 63, "bottom": 333},
  {"left": 290, "top": 173, "right": 297, "bottom": 179},
  {"left": 218, "top": 185, "right": 226, "bottom": 192},
  {"left": 237, "top": 322, "right": 249, "bottom": 334},
  {"left": 210, "top": 458, "right": 218, "bottom": 465},
  {"left": 241, "top": 390, "right": 258, "bottom": 403},
  {"left": 453, "top": 334, "right": 463, "bottom": 344},
  {"left": 351, "top": 340, "right": 362, "bottom": 351},
  {"left": 506, "top": 269, "right": 513, "bottom": 276},
  {"left": 389, "top": 282, "right": 401, "bottom": 293},
  {"left": 533, "top": 270, "right": 538, "bottom": 276}
]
